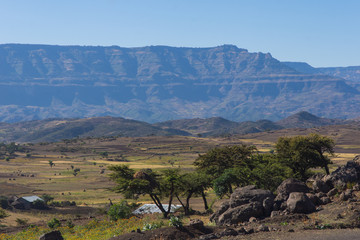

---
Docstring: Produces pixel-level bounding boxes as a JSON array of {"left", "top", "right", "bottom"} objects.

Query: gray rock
[
  {"left": 248, "top": 217, "right": 257, "bottom": 223},
  {"left": 275, "top": 178, "right": 310, "bottom": 202},
  {"left": 327, "top": 188, "right": 338, "bottom": 197},
  {"left": 312, "top": 180, "right": 331, "bottom": 193},
  {"left": 257, "top": 224, "right": 270, "bottom": 232},
  {"left": 39, "top": 231, "right": 64, "bottom": 240},
  {"left": 218, "top": 202, "right": 263, "bottom": 225},
  {"left": 198, "top": 233, "right": 218, "bottom": 240},
  {"left": 286, "top": 192, "right": 316, "bottom": 214},
  {"left": 188, "top": 219, "right": 204, "bottom": 229},
  {"left": 315, "top": 192, "right": 326, "bottom": 198},
  {"left": 215, "top": 228, "right": 238, "bottom": 238},
  {"left": 339, "top": 190, "right": 353, "bottom": 201},
  {"left": 320, "top": 197, "right": 331, "bottom": 205},
  {"left": 230, "top": 185, "right": 274, "bottom": 208},
  {"left": 263, "top": 196, "right": 274, "bottom": 217},
  {"left": 237, "top": 227, "right": 247, "bottom": 234},
  {"left": 210, "top": 201, "right": 230, "bottom": 223},
  {"left": 353, "top": 183, "right": 360, "bottom": 191},
  {"left": 306, "top": 193, "right": 321, "bottom": 206},
  {"left": 322, "top": 158, "right": 360, "bottom": 189},
  {"left": 270, "top": 210, "right": 282, "bottom": 218}
]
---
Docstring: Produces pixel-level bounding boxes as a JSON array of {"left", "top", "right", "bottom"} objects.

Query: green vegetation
[
  {"left": 47, "top": 218, "right": 61, "bottom": 229},
  {"left": 168, "top": 216, "right": 183, "bottom": 228},
  {"left": 0, "top": 132, "right": 350, "bottom": 239},
  {"left": 107, "top": 201, "right": 132, "bottom": 221},
  {"left": 276, "top": 133, "right": 335, "bottom": 180}
]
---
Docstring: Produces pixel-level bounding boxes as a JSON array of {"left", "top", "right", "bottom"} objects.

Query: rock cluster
[{"left": 210, "top": 185, "right": 274, "bottom": 225}]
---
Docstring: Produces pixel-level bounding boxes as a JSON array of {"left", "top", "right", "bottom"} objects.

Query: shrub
[
  {"left": 41, "top": 194, "right": 54, "bottom": 204},
  {"left": 16, "top": 218, "right": 29, "bottom": 226},
  {"left": 47, "top": 218, "right": 61, "bottom": 229},
  {"left": 0, "top": 208, "right": 8, "bottom": 219},
  {"left": 107, "top": 201, "right": 132, "bottom": 221},
  {"left": 142, "top": 221, "right": 164, "bottom": 231},
  {"left": 0, "top": 196, "right": 9, "bottom": 209},
  {"left": 169, "top": 216, "right": 183, "bottom": 228},
  {"left": 32, "top": 199, "right": 47, "bottom": 210},
  {"left": 66, "top": 220, "right": 75, "bottom": 228}
]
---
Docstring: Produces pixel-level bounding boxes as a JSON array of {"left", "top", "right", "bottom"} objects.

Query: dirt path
[{"left": 227, "top": 228, "right": 360, "bottom": 240}]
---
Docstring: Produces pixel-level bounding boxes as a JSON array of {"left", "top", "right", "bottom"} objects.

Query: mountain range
[
  {"left": 0, "top": 44, "right": 359, "bottom": 123},
  {"left": 0, "top": 111, "right": 353, "bottom": 143}
]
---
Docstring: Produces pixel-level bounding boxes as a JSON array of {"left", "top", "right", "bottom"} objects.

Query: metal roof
[
  {"left": 21, "top": 196, "right": 44, "bottom": 203},
  {"left": 133, "top": 204, "right": 181, "bottom": 214}
]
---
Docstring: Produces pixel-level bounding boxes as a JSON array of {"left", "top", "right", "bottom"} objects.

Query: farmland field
[{"left": 0, "top": 128, "right": 359, "bottom": 232}]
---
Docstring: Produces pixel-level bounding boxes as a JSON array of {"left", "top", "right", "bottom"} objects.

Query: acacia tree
[
  {"left": 212, "top": 154, "right": 290, "bottom": 197},
  {"left": 174, "top": 171, "right": 211, "bottom": 215},
  {"left": 108, "top": 165, "right": 179, "bottom": 218},
  {"left": 193, "top": 145, "right": 257, "bottom": 180},
  {"left": 275, "top": 134, "right": 335, "bottom": 180}
]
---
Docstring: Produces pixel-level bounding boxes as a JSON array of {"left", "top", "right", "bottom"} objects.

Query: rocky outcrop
[
  {"left": 274, "top": 178, "right": 310, "bottom": 204},
  {"left": 211, "top": 185, "right": 274, "bottom": 225},
  {"left": 286, "top": 192, "right": 316, "bottom": 214},
  {"left": 307, "top": 155, "right": 360, "bottom": 193}
]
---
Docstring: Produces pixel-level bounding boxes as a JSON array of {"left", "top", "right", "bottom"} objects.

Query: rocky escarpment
[{"left": 0, "top": 44, "right": 360, "bottom": 123}]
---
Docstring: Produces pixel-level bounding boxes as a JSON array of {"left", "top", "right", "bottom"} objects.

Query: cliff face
[{"left": 0, "top": 44, "right": 359, "bottom": 122}]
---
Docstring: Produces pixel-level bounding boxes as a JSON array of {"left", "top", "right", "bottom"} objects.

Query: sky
[{"left": 0, "top": 0, "right": 359, "bottom": 67}]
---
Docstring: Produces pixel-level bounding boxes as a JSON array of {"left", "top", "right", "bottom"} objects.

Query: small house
[{"left": 11, "top": 195, "right": 44, "bottom": 210}]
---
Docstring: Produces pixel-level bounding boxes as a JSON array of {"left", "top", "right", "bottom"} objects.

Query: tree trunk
[
  {"left": 150, "top": 194, "right": 168, "bottom": 218},
  {"left": 201, "top": 190, "right": 209, "bottom": 210},
  {"left": 324, "top": 164, "right": 330, "bottom": 175},
  {"left": 165, "top": 182, "right": 175, "bottom": 217},
  {"left": 176, "top": 194, "right": 188, "bottom": 215}
]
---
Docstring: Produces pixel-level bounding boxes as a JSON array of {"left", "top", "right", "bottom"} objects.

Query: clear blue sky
[{"left": 0, "top": 0, "right": 359, "bottom": 67}]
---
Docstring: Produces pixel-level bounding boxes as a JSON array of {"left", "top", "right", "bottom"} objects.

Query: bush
[
  {"left": 107, "top": 201, "right": 132, "bottom": 221},
  {"left": 169, "top": 216, "right": 183, "bottom": 228},
  {"left": 47, "top": 218, "right": 61, "bottom": 229},
  {"left": 41, "top": 194, "right": 54, "bottom": 204},
  {"left": 0, "top": 196, "right": 9, "bottom": 209},
  {"left": 142, "top": 221, "right": 164, "bottom": 231},
  {"left": 0, "top": 208, "right": 8, "bottom": 219},
  {"left": 16, "top": 218, "right": 29, "bottom": 226},
  {"left": 31, "top": 199, "right": 47, "bottom": 210},
  {"left": 66, "top": 220, "right": 75, "bottom": 228}
]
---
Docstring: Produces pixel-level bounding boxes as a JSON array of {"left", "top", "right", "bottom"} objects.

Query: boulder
[
  {"left": 327, "top": 188, "right": 338, "bottom": 197},
  {"left": 322, "top": 157, "right": 360, "bottom": 189},
  {"left": 39, "top": 230, "right": 64, "bottom": 240},
  {"left": 188, "top": 219, "right": 204, "bottom": 229},
  {"left": 275, "top": 179, "right": 310, "bottom": 202},
  {"left": 339, "top": 189, "right": 353, "bottom": 201},
  {"left": 286, "top": 192, "right": 316, "bottom": 214},
  {"left": 212, "top": 185, "right": 275, "bottom": 225},
  {"left": 320, "top": 197, "right": 331, "bottom": 205},
  {"left": 218, "top": 202, "right": 263, "bottom": 225},
  {"left": 210, "top": 201, "right": 230, "bottom": 222},
  {"left": 312, "top": 180, "right": 331, "bottom": 193},
  {"left": 230, "top": 185, "right": 274, "bottom": 208},
  {"left": 306, "top": 193, "right": 321, "bottom": 206}
]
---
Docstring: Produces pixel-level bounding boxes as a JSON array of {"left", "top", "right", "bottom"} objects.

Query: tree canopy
[{"left": 275, "top": 133, "right": 334, "bottom": 180}]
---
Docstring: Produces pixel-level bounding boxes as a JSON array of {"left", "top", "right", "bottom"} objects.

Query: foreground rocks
[
  {"left": 211, "top": 185, "right": 274, "bottom": 225},
  {"left": 39, "top": 230, "right": 64, "bottom": 240}
]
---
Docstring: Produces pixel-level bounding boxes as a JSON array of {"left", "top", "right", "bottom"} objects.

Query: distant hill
[
  {"left": 155, "top": 111, "right": 348, "bottom": 137},
  {"left": 153, "top": 117, "right": 239, "bottom": 135},
  {"left": 0, "top": 44, "right": 360, "bottom": 123},
  {"left": 0, "top": 111, "right": 354, "bottom": 142},
  {"left": 0, "top": 117, "right": 190, "bottom": 143},
  {"left": 276, "top": 111, "right": 347, "bottom": 129}
]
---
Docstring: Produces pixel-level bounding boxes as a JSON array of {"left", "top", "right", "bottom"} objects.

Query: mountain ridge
[
  {"left": 0, "top": 111, "right": 352, "bottom": 143},
  {"left": 0, "top": 44, "right": 359, "bottom": 122}
]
